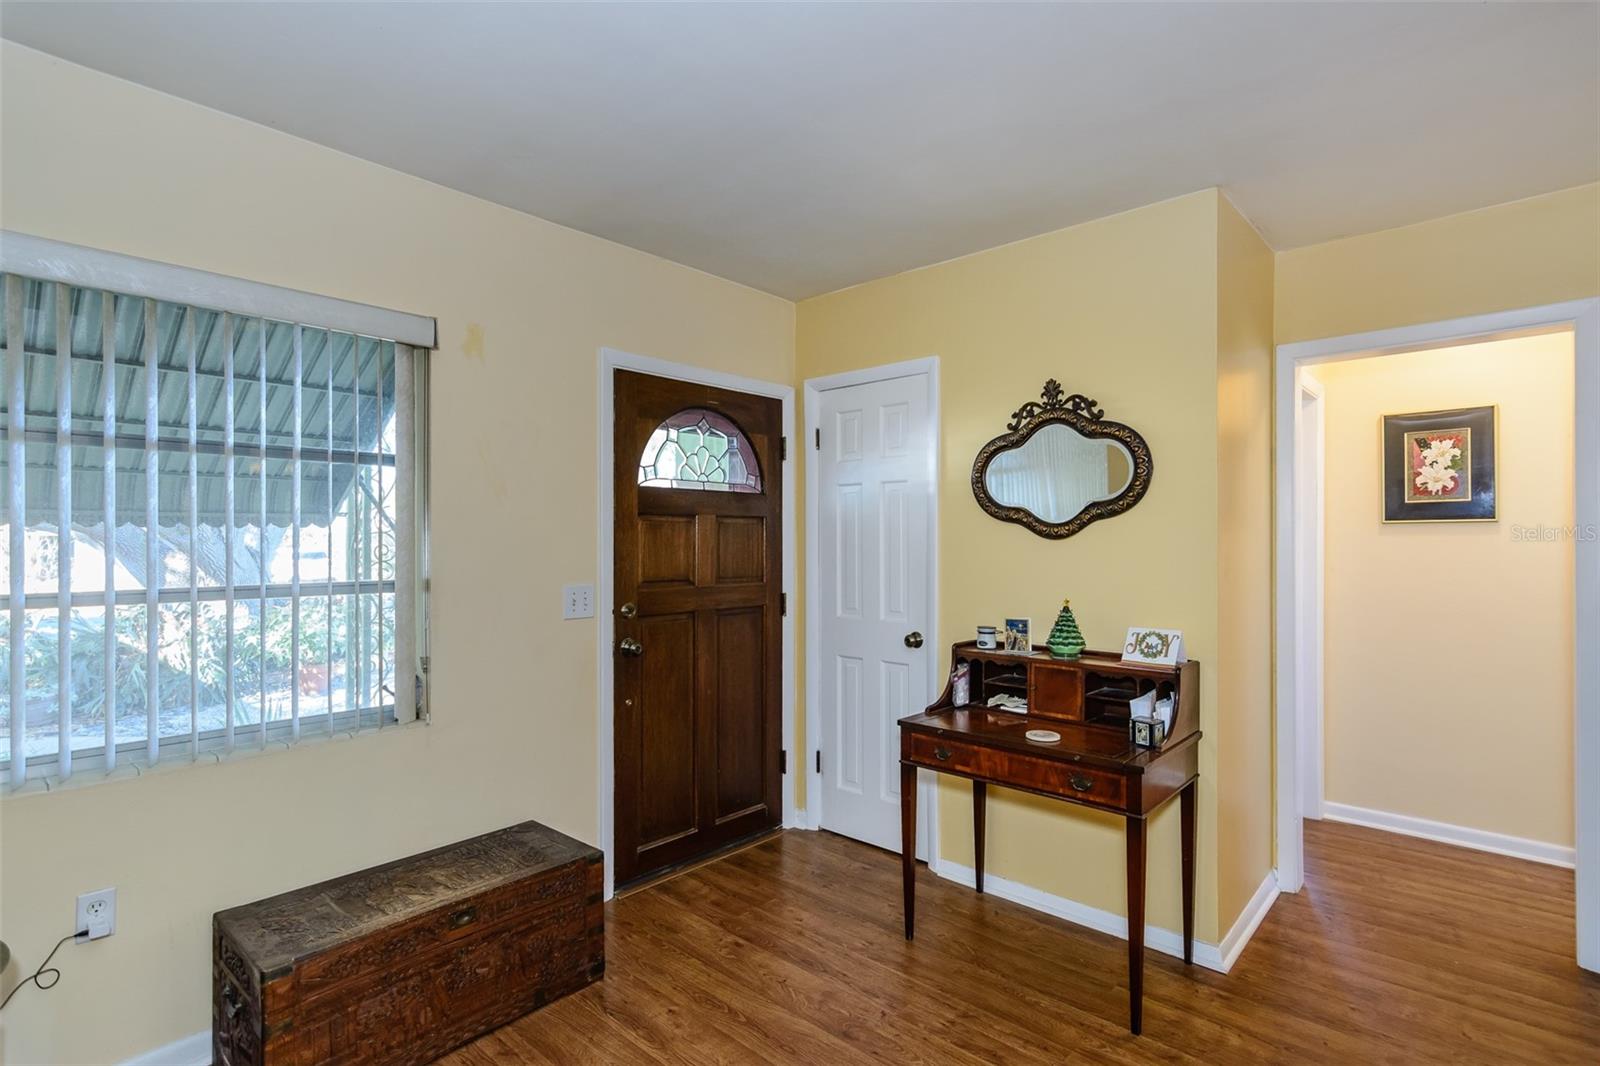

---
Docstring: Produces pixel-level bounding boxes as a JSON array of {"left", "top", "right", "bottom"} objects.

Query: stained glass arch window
[{"left": 638, "top": 408, "right": 762, "bottom": 493}]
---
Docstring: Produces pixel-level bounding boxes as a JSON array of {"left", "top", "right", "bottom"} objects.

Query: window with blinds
[{"left": 0, "top": 265, "right": 427, "bottom": 788}]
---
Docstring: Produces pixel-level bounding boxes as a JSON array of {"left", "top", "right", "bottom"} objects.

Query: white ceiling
[{"left": 3, "top": 2, "right": 1596, "bottom": 299}]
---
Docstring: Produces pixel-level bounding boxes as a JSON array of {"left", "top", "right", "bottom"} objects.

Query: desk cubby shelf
[{"left": 948, "top": 642, "right": 1197, "bottom": 746}]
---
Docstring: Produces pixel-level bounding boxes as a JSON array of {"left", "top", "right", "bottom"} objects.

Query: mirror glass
[{"left": 983, "top": 423, "right": 1134, "bottom": 524}]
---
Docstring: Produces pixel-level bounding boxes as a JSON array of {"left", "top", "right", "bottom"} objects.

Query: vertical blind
[{"left": 0, "top": 271, "right": 426, "bottom": 787}]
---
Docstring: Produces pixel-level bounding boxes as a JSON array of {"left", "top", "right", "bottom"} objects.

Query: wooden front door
[{"left": 613, "top": 370, "right": 783, "bottom": 885}]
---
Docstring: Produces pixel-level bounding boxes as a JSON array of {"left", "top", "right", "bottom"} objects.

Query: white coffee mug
[{"left": 976, "top": 626, "right": 998, "bottom": 649}]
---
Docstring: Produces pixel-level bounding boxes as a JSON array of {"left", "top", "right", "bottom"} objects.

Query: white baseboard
[
  {"left": 933, "top": 862, "right": 1278, "bottom": 975},
  {"left": 120, "top": 1030, "right": 210, "bottom": 1066},
  {"left": 1322, "top": 801, "right": 1575, "bottom": 869},
  {"left": 785, "top": 807, "right": 811, "bottom": 830},
  {"left": 1217, "top": 868, "right": 1280, "bottom": 972}
]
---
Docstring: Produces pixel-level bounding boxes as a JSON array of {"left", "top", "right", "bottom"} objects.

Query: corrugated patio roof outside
[{"left": 2, "top": 273, "right": 396, "bottom": 526}]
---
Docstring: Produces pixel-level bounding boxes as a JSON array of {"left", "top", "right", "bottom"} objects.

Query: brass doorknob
[
  {"left": 904, "top": 631, "right": 924, "bottom": 649},
  {"left": 618, "top": 637, "right": 643, "bottom": 657}
]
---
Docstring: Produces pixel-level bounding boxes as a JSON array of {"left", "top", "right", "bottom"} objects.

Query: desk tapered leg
[
  {"left": 973, "top": 781, "right": 987, "bottom": 894},
  {"left": 901, "top": 762, "right": 917, "bottom": 940},
  {"left": 1125, "top": 815, "right": 1147, "bottom": 1036},
  {"left": 1181, "top": 780, "right": 1196, "bottom": 966}
]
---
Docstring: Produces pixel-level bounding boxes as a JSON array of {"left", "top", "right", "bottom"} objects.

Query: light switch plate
[{"left": 563, "top": 584, "right": 595, "bottom": 620}]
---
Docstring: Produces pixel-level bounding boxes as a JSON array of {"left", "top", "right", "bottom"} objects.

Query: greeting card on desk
[{"left": 1122, "top": 627, "right": 1185, "bottom": 666}]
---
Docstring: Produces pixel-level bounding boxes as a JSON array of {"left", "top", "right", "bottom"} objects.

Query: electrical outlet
[
  {"left": 562, "top": 583, "right": 595, "bottom": 620},
  {"left": 76, "top": 887, "right": 116, "bottom": 941}
]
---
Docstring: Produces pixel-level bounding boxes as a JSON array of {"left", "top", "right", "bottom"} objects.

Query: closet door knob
[{"left": 905, "top": 631, "right": 924, "bottom": 649}]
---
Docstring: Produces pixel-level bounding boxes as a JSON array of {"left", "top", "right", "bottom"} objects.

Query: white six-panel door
[{"left": 816, "top": 373, "right": 933, "bottom": 854}]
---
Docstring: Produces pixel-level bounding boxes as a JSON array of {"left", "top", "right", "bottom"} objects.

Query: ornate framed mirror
[{"left": 971, "top": 379, "right": 1153, "bottom": 539}]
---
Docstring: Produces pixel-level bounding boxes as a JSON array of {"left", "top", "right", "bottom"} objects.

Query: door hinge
[
  {"left": 816, "top": 750, "right": 822, "bottom": 774},
  {"left": 780, "top": 592, "right": 788, "bottom": 616},
  {"left": 814, "top": 427, "right": 821, "bottom": 450},
  {"left": 780, "top": 749, "right": 788, "bottom": 775},
  {"left": 780, "top": 435, "right": 787, "bottom": 461}
]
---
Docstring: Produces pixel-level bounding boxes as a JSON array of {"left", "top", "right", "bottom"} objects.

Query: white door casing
[
  {"left": 814, "top": 369, "right": 935, "bottom": 855},
  {"left": 1273, "top": 300, "right": 1599, "bottom": 973},
  {"left": 1296, "top": 376, "right": 1326, "bottom": 820}
]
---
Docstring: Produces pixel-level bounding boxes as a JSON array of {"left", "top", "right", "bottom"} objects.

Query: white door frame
[
  {"left": 1272, "top": 299, "right": 1600, "bottom": 973},
  {"left": 1295, "top": 374, "right": 1326, "bottom": 821},
  {"left": 596, "top": 347, "right": 798, "bottom": 901},
  {"left": 804, "top": 357, "right": 941, "bottom": 866}
]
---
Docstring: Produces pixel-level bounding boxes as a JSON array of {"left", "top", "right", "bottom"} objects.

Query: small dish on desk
[{"left": 1024, "top": 729, "right": 1062, "bottom": 744}]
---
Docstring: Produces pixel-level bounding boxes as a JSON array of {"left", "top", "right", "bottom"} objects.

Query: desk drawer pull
[
  {"left": 1068, "top": 773, "right": 1094, "bottom": 793},
  {"left": 449, "top": 906, "right": 478, "bottom": 929},
  {"left": 934, "top": 746, "right": 952, "bottom": 761}
]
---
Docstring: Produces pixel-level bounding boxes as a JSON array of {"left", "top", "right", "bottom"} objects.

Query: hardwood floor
[{"left": 442, "top": 820, "right": 1599, "bottom": 1065}]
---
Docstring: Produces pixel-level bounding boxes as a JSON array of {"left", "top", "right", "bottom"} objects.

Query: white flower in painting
[
  {"left": 1420, "top": 437, "right": 1461, "bottom": 468},
  {"left": 1414, "top": 462, "right": 1458, "bottom": 495}
]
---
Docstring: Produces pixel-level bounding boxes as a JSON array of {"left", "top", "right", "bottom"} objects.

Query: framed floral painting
[{"left": 1381, "top": 405, "right": 1497, "bottom": 522}]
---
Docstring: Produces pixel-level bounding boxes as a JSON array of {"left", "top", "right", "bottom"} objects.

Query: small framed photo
[
  {"left": 1003, "top": 618, "right": 1031, "bottom": 654},
  {"left": 1382, "top": 405, "right": 1497, "bottom": 522}
]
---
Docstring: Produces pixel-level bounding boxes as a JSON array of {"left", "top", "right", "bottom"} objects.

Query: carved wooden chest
[{"left": 213, "top": 821, "right": 604, "bottom": 1066}]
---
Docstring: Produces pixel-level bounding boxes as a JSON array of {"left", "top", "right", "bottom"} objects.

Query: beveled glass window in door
[{"left": 638, "top": 408, "right": 761, "bottom": 493}]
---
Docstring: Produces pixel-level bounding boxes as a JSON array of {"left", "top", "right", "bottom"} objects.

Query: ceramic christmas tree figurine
[{"left": 1046, "top": 598, "right": 1086, "bottom": 659}]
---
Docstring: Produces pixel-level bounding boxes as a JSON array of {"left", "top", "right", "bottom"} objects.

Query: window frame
[{"left": 0, "top": 233, "right": 435, "bottom": 791}]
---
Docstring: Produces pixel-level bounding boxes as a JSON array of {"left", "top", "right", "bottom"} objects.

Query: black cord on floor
[{"left": 0, "top": 931, "right": 83, "bottom": 1012}]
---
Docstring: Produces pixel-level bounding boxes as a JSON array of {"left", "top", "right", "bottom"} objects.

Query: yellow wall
[
  {"left": 0, "top": 44, "right": 794, "bottom": 1066},
  {"left": 1312, "top": 334, "right": 1575, "bottom": 845},
  {"left": 1214, "top": 197, "right": 1276, "bottom": 927},
  {"left": 797, "top": 189, "right": 1276, "bottom": 945},
  {"left": 1276, "top": 184, "right": 1600, "bottom": 344}
]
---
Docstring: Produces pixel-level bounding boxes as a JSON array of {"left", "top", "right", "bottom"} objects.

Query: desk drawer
[{"left": 906, "top": 734, "right": 1126, "bottom": 809}]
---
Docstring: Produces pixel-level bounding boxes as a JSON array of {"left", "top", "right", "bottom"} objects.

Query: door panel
[
  {"left": 714, "top": 607, "right": 767, "bottom": 819},
  {"left": 835, "top": 654, "right": 864, "bottom": 795},
  {"left": 636, "top": 612, "right": 697, "bottom": 848},
  {"left": 879, "top": 479, "right": 910, "bottom": 622},
  {"left": 614, "top": 370, "right": 783, "bottom": 885},
  {"left": 817, "top": 373, "right": 933, "bottom": 854},
  {"left": 638, "top": 516, "right": 696, "bottom": 587},
  {"left": 714, "top": 517, "right": 765, "bottom": 583},
  {"left": 836, "top": 483, "right": 864, "bottom": 617}
]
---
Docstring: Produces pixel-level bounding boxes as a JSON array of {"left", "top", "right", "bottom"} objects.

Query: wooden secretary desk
[{"left": 898, "top": 642, "right": 1200, "bottom": 1034}]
